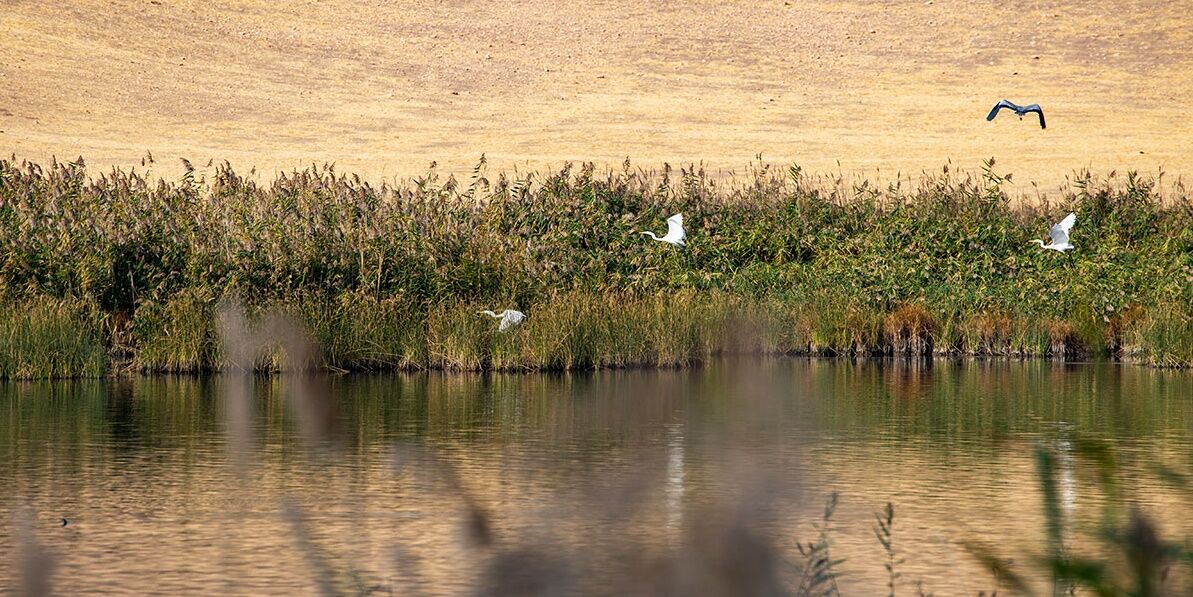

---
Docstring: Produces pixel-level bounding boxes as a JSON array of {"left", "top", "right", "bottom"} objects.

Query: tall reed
[
  {"left": 0, "top": 157, "right": 1189, "bottom": 377},
  {"left": 0, "top": 294, "right": 106, "bottom": 379}
]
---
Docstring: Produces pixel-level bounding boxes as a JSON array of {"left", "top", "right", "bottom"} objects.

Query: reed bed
[
  {"left": 0, "top": 156, "right": 1189, "bottom": 377},
  {"left": 0, "top": 294, "right": 106, "bottom": 379}
]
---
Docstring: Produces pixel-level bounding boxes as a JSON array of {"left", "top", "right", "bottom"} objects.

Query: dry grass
[
  {"left": 884, "top": 303, "right": 938, "bottom": 356},
  {"left": 965, "top": 311, "right": 1015, "bottom": 355},
  {"left": 1047, "top": 320, "right": 1079, "bottom": 359},
  {"left": 2, "top": 0, "right": 1192, "bottom": 189}
]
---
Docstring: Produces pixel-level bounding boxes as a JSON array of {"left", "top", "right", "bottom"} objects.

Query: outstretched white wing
[
  {"left": 1050, "top": 212, "right": 1076, "bottom": 245},
  {"left": 498, "top": 310, "right": 525, "bottom": 332},
  {"left": 663, "top": 213, "right": 685, "bottom": 245}
]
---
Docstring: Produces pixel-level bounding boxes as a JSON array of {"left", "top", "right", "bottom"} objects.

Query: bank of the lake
[{"left": 1, "top": 157, "right": 1189, "bottom": 378}]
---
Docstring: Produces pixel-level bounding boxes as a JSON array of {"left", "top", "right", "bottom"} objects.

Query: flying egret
[
  {"left": 640, "top": 213, "right": 686, "bottom": 247},
  {"left": 1030, "top": 212, "right": 1076, "bottom": 252},
  {"left": 986, "top": 99, "right": 1046, "bottom": 129},
  {"left": 479, "top": 309, "right": 525, "bottom": 332}
]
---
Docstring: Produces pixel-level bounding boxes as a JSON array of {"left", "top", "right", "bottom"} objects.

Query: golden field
[{"left": 2, "top": 0, "right": 1191, "bottom": 190}]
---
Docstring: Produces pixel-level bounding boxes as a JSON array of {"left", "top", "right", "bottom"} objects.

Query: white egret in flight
[
  {"left": 640, "top": 213, "right": 686, "bottom": 247},
  {"left": 1030, "top": 212, "right": 1076, "bottom": 252},
  {"left": 479, "top": 309, "right": 525, "bottom": 332}
]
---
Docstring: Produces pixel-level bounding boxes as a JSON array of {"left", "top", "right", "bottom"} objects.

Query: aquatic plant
[
  {"left": 969, "top": 439, "right": 1193, "bottom": 596},
  {"left": 0, "top": 294, "right": 106, "bottom": 379},
  {"left": 796, "top": 492, "right": 844, "bottom": 596},
  {"left": 0, "top": 156, "right": 1189, "bottom": 377},
  {"left": 873, "top": 502, "right": 901, "bottom": 597}
]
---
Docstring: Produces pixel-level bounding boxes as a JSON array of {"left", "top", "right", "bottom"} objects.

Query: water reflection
[
  {"left": 664, "top": 423, "right": 685, "bottom": 539},
  {"left": 1055, "top": 425, "right": 1077, "bottom": 516},
  {"left": 0, "top": 359, "right": 1190, "bottom": 594}
]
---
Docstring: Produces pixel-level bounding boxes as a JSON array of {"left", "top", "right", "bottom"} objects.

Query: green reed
[
  {"left": 0, "top": 156, "right": 1189, "bottom": 377},
  {"left": 0, "top": 294, "right": 107, "bottom": 379}
]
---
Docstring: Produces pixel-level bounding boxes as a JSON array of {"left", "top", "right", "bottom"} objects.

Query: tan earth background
[{"left": 2, "top": 0, "right": 1191, "bottom": 194}]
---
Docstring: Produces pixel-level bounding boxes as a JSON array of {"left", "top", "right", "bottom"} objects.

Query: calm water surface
[{"left": 1, "top": 359, "right": 1191, "bottom": 594}]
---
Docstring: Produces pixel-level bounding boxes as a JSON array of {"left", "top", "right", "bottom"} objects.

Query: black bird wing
[
  {"left": 986, "top": 99, "right": 1018, "bottom": 121},
  {"left": 1023, "top": 104, "right": 1046, "bottom": 129}
]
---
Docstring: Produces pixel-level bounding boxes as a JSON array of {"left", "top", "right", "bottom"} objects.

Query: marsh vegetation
[{"left": 1, "top": 156, "right": 1189, "bottom": 378}]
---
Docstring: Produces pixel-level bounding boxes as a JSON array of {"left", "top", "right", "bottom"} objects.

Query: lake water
[{"left": 2, "top": 359, "right": 1191, "bottom": 595}]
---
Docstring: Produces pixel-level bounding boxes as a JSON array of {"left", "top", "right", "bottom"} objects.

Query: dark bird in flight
[
  {"left": 61, "top": 518, "right": 68, "bottom": 527},
  {"left": 986, "top": 99, "right": 1046, "bottom": 129}
]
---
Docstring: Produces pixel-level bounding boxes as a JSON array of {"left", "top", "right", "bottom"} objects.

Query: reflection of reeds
[{"left": 0, "top": 156, "right": 1189, "bottom": 378}]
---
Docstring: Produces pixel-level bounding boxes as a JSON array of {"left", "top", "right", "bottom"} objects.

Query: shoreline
[
  {"left": 0, "top": 355, "right": 1176, "bottom": 385},
  {"left": 1, "top": 290, "right": 1187, "bottom": 380}
]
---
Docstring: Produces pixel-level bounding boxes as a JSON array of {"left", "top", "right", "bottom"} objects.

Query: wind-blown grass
[{"left": 0, "top": 156, "right": 1189, "bottom": 377}]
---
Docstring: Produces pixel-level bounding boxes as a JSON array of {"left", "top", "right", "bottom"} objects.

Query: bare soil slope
[{"left": 2, "top": 0, "right": 1191, "bottom": 189}]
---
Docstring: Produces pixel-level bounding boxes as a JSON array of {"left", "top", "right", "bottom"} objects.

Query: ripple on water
[{"left": 1, "top": 359, "right": 1191, "bottom": 594}]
